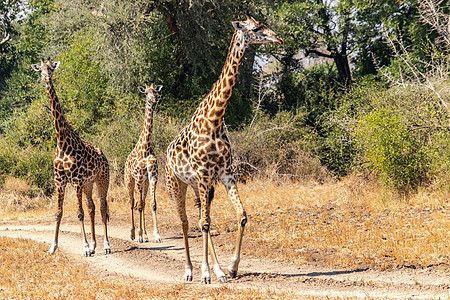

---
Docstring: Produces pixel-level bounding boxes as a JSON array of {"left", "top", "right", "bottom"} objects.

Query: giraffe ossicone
[
  {"left": 165, "top": 13, "right": 283, "bottom": 284},
  {"left": 124, "top": 82, "right": 163, "bottom": 244},
  {"left": 32, "top": 57, "right": 111, "bottom": 256}
]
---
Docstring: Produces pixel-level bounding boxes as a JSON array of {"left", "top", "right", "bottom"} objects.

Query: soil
[{"left": 0, "top": 212, "right": 449, "bottom": 299}]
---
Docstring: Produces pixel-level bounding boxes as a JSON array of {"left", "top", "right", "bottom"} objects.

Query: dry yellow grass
[
  {"left": 0, "top": 236, "right": 297, "bottom": 299},
  {"left": 206, "top": 176, "right": 450, "bottom": 271},
  {"left": 1, "top": 174, "right": 449, "bottom": 272}
]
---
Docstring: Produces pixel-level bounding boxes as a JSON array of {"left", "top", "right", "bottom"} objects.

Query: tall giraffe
[
  {"left": 31, "top": 58, "right": 111, "bottom": 256},
  {"left": 165, "top": 14, "right": 283, "bottom": 284},
  {"left": 124, "top": 82, "right": 162, "bottom": 243}
]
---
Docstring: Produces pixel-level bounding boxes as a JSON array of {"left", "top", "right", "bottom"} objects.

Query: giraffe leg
[
  {"left": 220, "top": 172, "right": 247, "bottom": 279},
  {"left": 166, "top": 167, "right": 192, "bottom": 281},
  {"left": 197, "top": 181, "right": 212, "bottom": 284},
  {"left": 208, "top": 232, "right": 227, "bottom": 283},
  {"left": 194, "top": 186, "right": 225, "bottom": 282},
  {"left": 97, "top": 173, "right": 111, "bottom": 254},
  {"left": 126, "top": 174, "right": 136, "bottom": 241},
  {"left": 48, "top": 183, "right": 65, "bottom": 255},
  {"left": 76, "top": 186, "right": 91, "bottom": 257},
  {"left": 149, "top": 176, "right": 161, "bottom": 243},
  {"left": 83, "top": 182, "right": 96, "bottom": 254},
  {"left": 136, "top": 180, "right": 147, "bottom": 243}
]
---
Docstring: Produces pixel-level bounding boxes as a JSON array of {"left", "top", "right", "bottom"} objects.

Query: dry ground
[{"left": 0, "top": 176, "right": 449, "bottom": 299}]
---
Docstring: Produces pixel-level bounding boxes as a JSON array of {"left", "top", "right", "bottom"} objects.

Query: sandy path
[{"left": 0, "top": 218, "right": 449, "bottom": 299}]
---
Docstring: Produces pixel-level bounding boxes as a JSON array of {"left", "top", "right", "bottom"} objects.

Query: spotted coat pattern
[
  {"left": 124, "top": 82, "right": 162, "bottom": 243},
  {"left": 31, "top": 58, "right": 111, "bottom": 257},
  {"left": 165, "top": 14, "right": 283, "bottom": 284}
]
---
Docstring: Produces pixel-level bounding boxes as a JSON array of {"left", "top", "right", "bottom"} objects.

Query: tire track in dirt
[{"left": 0, "top": 220, "right": 449, "bottom": 299}]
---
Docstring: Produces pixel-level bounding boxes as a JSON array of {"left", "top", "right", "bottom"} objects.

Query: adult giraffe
[
  {"left": 32, "top": 58, "right": 111, "bottom": 256},
  {"left": 165, "top": 13, "right": 283, "bottom": 284}
]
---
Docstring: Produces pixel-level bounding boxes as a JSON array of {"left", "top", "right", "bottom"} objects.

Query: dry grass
[
  {"left": 1, "top": 173, "right": 449, "bottom": 273},
  {"left": 206, "top": 175, "right": 450, "bottom": 271},
  {"left": 0, "top": 236, "right": 297, "bottom": 299}
]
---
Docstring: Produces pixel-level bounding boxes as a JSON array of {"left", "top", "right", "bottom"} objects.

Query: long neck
[
  {"left": 137, "top": 103, "right": 154, "bottom": 153},
  {"left": 192, "top": 30, "right": 247, "bottom": 126},
  {"left": 46, "top": 78, "right": 68, "bottom": 143}
]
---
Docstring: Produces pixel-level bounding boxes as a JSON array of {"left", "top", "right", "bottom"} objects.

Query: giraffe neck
[
  {"left": 192, "top": 30, "right": 247, "bottom": 127},
  {"left": 46, "top": 78, "right": 69, "bottom": 144},
  {"left": 137, "top": 104, "right": 154, "bottom": 155}
]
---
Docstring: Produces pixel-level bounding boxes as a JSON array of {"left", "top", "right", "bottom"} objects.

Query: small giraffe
[
  {"left": 124, "top": 82, "right": 163, "bottom": 243},
  {"left": 165, "top": 14, "right": 283, "bottom": 284},
  {"left": 31, "top": 58, "right": 111, "bottom": 256}
]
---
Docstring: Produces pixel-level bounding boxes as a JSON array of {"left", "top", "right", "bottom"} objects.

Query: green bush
[
  {"left": 0, "top": 138, "right": 53, "bottom": 195},
  {"left": 356, "top": 107, "right": 428, "bottom": 191}
]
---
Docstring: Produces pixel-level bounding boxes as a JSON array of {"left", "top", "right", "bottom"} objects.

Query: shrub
[
  {"left": 356, "top": 107, "right": 428, "bottom": 191},
  {"left": 229, "top": 110, "right": 330, "bottom": 183}
]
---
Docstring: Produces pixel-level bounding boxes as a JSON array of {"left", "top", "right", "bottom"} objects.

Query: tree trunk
[{"left": 333, "top": 52, "right": 352, "bottom": 89}]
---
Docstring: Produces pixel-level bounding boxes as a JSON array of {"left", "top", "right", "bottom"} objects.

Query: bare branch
[{"left": 0, "top": 32, "right": 10, "bottom": 47}]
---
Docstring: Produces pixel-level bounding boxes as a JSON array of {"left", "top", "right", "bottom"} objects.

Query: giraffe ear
[
  {"left": 138, "top": 86, "right": 146, "bottom": 94},
  {"left": 31, "top": 64, "right": 41, "bottom": 72},
  {"left": 52, "top": 61, "right": 61, "bottom": 70},
  {"left": 232, "top": 21, "right": 245, "bottom": 31},
  {"left": 155, "top": 85, "right": 163, "bottom": 92}
]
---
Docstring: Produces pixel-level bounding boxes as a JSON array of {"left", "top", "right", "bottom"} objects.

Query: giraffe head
[
  {"left": 232, "top": 13, "right": 283, "bottom": 46},
  {"left": 31, "top": 57, "right": 61, "bottom": 82},
  {"left": 138, "top": 82, "right": 163, "bottom": 107}
]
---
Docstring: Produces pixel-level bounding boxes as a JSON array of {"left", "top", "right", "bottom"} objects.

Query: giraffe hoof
[
  {"left": 217, "top": 275, "right": 227, "bottom": 283},
  {"left": 105, "top": 248, "right": 111, "bottom": 254},
  {"left": 201, "top": 277, "right": 211, "bottom": 284},
  {"left": 155, "top": 237, "right": 162, "bottom": 243},
  {"left": 184, "top": 275, "right": 193, "bottom": 282},
  {"left": 228, "top": 270, "right": 237, "bottom": 279},
  {"left": 83, "top": 250, "right": 92, "bottom": 257}
]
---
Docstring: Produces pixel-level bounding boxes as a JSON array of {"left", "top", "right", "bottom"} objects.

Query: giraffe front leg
[
  {"left": 198, "top": 182, "right": 212, "bottom": 284},
  {"left": 136, "top": 180, "right": 146, "bottom": 243},
  {"left": 48, "top": 184, "right": 65, "bottom": 255},
  {"left": 149, "top": 176, "right": 161, "bottom": 243},
  {"left": 76, "top": 186, "right": 91, "bottom": 257},
  {"left": 220, "top": 173, "right": 247, "bottom": 279},
  {"left": 126, "top": 176, "right": 136, "bottom": 241}
]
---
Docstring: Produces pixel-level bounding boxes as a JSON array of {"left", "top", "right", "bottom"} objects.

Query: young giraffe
[
  {"left": 32, "top": 58, "right": 111, "bottom": 256},
  {"left": 124, "top": 82, "right": 163, "bottom": 243},
  {"left": 165, "top": 14, "right": 283, "bottom": 284}
]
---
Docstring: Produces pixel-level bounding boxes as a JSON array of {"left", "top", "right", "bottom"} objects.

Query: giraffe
[
  {"left": 31, "top": 58, "right": 111, "bottom": 256},
  {"left": 165, "top": 13, "right": 283, "bottom": 284},
  {"left": 124, "top": 82, "right": 163, "bottom": 243}
]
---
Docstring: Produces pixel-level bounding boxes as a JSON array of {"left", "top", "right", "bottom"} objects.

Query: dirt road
[{"left": 0, "top": 214, "right": 449, "bottom": 299}]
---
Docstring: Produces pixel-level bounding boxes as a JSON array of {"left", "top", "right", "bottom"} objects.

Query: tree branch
[
  {"left": 0, "top": 32, "right": 10, "bottom": 47},
  {"left": 305, "top": 48, "right": 335, "bottom": 59}
]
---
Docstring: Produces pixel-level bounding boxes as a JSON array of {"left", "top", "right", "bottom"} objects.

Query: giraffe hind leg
[
  {"left": 166, "top": 167, "right": 192, "bottom": 281},
  {"left": 83, "top": 182, "right": 97, "bottom": 254},
  {"left": 97, "top": 173, "right": 111, "bottom": 254},
  {"left": 220, "top": 173, "right": 247, "bottom": 279}
]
